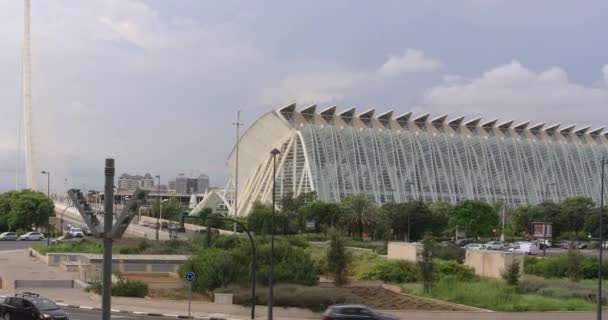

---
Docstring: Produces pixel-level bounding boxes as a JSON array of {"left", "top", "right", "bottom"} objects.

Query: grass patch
[{"left": 401, "top": 277, "right": 596, "bottom": 311}]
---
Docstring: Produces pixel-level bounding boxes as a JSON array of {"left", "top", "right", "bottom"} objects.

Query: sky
[{"left": 0, "top": 0, "right": 607, "bottom": 193}]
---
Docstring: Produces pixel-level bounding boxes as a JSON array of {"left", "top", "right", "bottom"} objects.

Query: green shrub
[
  {"left": 180, "top": 248, "right": 246, "bottom": 292},
  {"left": 434, "top": 259, "right": 477, "bottom": 281},
  {"left": 565, "top": 249, "right": 584, "bottom": 282},
  {"left": 86, "top": 281, "right": 148, "bottom": 298},
  {"left": 362, "top": 259, "right": 419, "bottom": 283},
  {"left": 326, "top": 230, "right": 350, "bottom": 286},
  {"left": 112, "top": 280, "right": 149, "bottom": 298},
  {"left": 501, "top": 261, "right": 521, "bottom": 286},
  {"left": 525, "top": 255, "right": 608, "bottom": 280},
  {"left": 219, "top": 284, "right": 360, "bottom": 312}
]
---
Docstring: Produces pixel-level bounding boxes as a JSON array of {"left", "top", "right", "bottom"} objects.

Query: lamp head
[{"left": 270, "top": 148, "right": 280, "bottom": 156}]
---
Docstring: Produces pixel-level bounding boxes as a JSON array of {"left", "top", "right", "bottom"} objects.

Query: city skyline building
[{"left": 212, "top": 104, "right": 608, "bottom": 217}]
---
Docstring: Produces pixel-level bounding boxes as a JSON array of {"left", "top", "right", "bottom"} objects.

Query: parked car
[
  {"left": 168, "top": 224, "right": 186, "bottom": 233},
  {"left": 68, "top": 228, "right": 84, "bottom": 238},
  {"left": 464, "top": 243, "right": 485, "bottom": 250},
  {"left": 0, "top": 292, "right": 69, "bottom": 320},
  {"left": 0, "top": 232, "right": 18, "bottom": 241},
  {"left": 140, "top": 221, "right": 150, "bottom": 228},
  {"left": 51, "top": 234, "right": 85, "bottom": 245},
  {"left": 19, "top": 232, "right": 45, "bottom": 241},
  {"left": 484, "top": 241, "right": 506, "bottom": 250},
  {"left": 509, "top": 242, "right": 541, "bottom": 255},
  {"left": 161, "top": 222, "right": 169, "bottom": 229},
  {"left": 322, "top": 304, "right": 399, "bottom": 320},
  {"left": 455, "top": 238, "right": 477, "bottom": 247}
]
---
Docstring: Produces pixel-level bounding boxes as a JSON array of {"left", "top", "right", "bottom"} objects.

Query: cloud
[
  {"left": 378, "top": 49, "right": 442, "bottom": 77},
  {"left": 603, "top": 64, "right": 608, "bottom": 86},
  {"left": 424, "top": 61, "right": 608, "bottom": 124},
  {"left": 260, "top": 69, "right": 365, "bottom": 105}
]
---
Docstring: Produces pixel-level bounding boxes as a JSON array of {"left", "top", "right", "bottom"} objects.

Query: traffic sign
[
  {"left": 185, "top": 271, "right": 195, "bottom": 282},
  {"left": 305, "top": 218, "right": 315, "bottom": 230}
]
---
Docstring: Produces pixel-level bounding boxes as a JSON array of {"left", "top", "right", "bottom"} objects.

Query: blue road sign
[{"left": 186, "top": 271, "right": 195, "bottom": 282}]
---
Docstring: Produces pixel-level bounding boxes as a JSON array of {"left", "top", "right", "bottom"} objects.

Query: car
[
  {"left": 322, "top": 304, "right": 399, "bottom": 320},
  {"left": 455, "top": 238, "right": 476, "bottom": 247},
  {"left": 0, "top": 292, "right": 69, "bottom": 320},
  {"left": 0, "top": 232, "right": 18, "bottom": 241},
  {"left": 68, "top": 228, "right": 84, "bottom": 238},
  {"left": 161, "top": 222, "right": 169, "bottom": 229},
  {"left": 484, "top": 241, "right": 506, "bottom": 250},
  {"left": 508, "top": 242, "right": 541, "bottom": 255},
  {"left": 51, "top": 234, "right": 84, "bottom": 245},
  {"left": 19, "top": 232, "right": 45, "bottom": 241},
  {"left": 140, "top": 221, "right": 150, "bottom": 228},
  {"left": 464, "top": 243, "right": 485, "bottom": 250}
]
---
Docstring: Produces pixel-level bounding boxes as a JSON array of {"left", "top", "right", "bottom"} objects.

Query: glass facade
[{"left": 299, "top": 124, "right": 608, "bottom": 206}]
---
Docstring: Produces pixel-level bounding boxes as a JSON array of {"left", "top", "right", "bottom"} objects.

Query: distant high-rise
[
  {"left": 175, "top": 173, "right": 209, "bottom": 195},
  {"left": 117, "top": 173, "right": 155, "bottom": 191}
]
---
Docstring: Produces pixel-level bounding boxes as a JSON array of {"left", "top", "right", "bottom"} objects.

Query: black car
[
  {"left": 0, "top": 292, "right": 69, "bottom": 319},
  {"left": 322, "top": 304, "right": 399, "bottom": 320}
]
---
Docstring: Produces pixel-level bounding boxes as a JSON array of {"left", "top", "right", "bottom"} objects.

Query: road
[
  {"left": 0, "top": 240, "right": 45, "bottom": 251},
  {"left": 65, "top": 308, "right": 176, "bottom": 320}
]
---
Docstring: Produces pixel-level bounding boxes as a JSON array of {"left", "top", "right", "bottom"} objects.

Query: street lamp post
[
  {"left": 543, "top": 182, "right": 556, "bottom": 257},
  {"left": 406, "top": 181, "right": 414, "bottom": 242},
  {"left": 155, "top": 175, "right": 160, "bottom": 241},
  {"left": 268, "top": 148, "right": 280, "bottom": 320},
  {"left": 41, "top": 170, "right": 51, "bottom": 245},
  {"left": 598, "top": 157, "right": 607, "bottom": 320}
]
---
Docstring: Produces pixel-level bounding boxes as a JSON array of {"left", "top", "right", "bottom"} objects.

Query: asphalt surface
[
  {"left": 0, "top": 239, "right": 46, "bottom": 251},
  {"left": 65, "top": 308, "right": 176, "bottom": 320}
]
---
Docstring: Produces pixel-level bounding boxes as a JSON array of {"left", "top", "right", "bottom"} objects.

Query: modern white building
[{"left": 196, "top": 104, "right": 608, "bottom": 217}]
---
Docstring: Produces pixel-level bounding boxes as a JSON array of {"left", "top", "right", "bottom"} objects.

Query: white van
[{"left": 509, "top": 242, "right": 541, "bottom": 255}]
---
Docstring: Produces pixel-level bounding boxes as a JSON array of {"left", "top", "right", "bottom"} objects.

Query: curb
[{"left": 55, "top": 303, "right": 240, "bottom": 320}]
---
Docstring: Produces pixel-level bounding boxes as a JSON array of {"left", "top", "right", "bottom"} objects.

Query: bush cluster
[
  {"left": 86, "top": 280, "right": 149, "bottom": 298},
  {"left": 361, "top": 259, "right": 419, "bottom": 283},
  {"left": 217, "top": 284, "right": 360, "bottom": 312},
  {"left": 179, "top": 235, "right": 318, "bottom": 292},
  {"left": 113, "top": 280, "right": 149, "bottom": 298},
  {"left": 434, "top": 259, "right": 477, "bottom": 281},
  {"left": 525, "top": 255, "right": 608, "bottom": 280}
]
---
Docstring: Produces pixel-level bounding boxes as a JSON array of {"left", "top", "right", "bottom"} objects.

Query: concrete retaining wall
[
  {"left": 464, "top": 250, "right": 524, "bottom": 278},
  {"left": 387, "top": 242, "right": 421, "bottom": 262},
  {"left": 15, "top": 280, "right": 74, "bottom": 288}
]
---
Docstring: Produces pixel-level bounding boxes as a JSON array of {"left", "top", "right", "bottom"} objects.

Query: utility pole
[
  {"left": 155, "top": 175, "right": 160, "bottom": 241},
  {"left": 598, "top": 157, "right": 606, "bottom": 320},
  {"left": 41, "top": 170, "right": 50, "bottom": 245},
  {"left": 102, "top": 159, "right": 114, "bottom": 320},
  {"left": 233, "top": 110, "right": 244, "bottom": 233},
  {"left": 501, "top": 202, "right": 506, "bottom": 242}
]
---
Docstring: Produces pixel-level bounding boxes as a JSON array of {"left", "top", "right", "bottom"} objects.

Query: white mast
[{"left": 23, "top": 0, "right": 35, "bottom": 190}]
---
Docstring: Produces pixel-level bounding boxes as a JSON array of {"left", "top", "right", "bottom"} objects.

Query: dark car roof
[{"left": 330, "top": 304, "right": 370, "bottom": 309}]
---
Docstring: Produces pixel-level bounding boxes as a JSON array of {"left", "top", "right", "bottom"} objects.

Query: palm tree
[{"left": 341, "top": 194, "right": 377, "bottom": 238}]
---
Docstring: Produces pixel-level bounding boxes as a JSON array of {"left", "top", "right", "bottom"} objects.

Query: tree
[
  {"left": 449, "top": 200, "right": 499, "bottom": 238},
  {"left": 326, "top": 229, "right": 350, "bottom": 286},
  {"left": 428, "top": 202, "right": 452, "bottom": 236},
  {"left": 583, "top": 208, "right": 608, "bottom": 239},
  {"left": 0, "top": 190, "right": 54, "bottom": 231},
  {"left": 298, "top": 201, "right": 342, "bottom": 232},
  {"left": 419, "top": 233, "right": 434, "bottom": 293},
  {"left": 340, "top": 194, "right": 377, "bottom": 238},
  {"left": 279, "top": 192, "right": 317, "bottom": 234},
  {"left": 560, "top": 196, "right": 594, "bottom": 239},
  {"left": 246, "top": 202, "right": 273, "bottom": 235},
  {"left": 151, "top": 197, "right": 183, "bottom": 221}
]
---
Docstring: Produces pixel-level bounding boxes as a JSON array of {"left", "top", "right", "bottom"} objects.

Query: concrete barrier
[
  {"left": 14, "top": 280, "right": 74, "bottom": 288},
  {"left": 464, "top": 250, "right": 524, "bottom": 278},
  {"left": 387, "top": 242, "right": 421, "bottom": 262}
]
